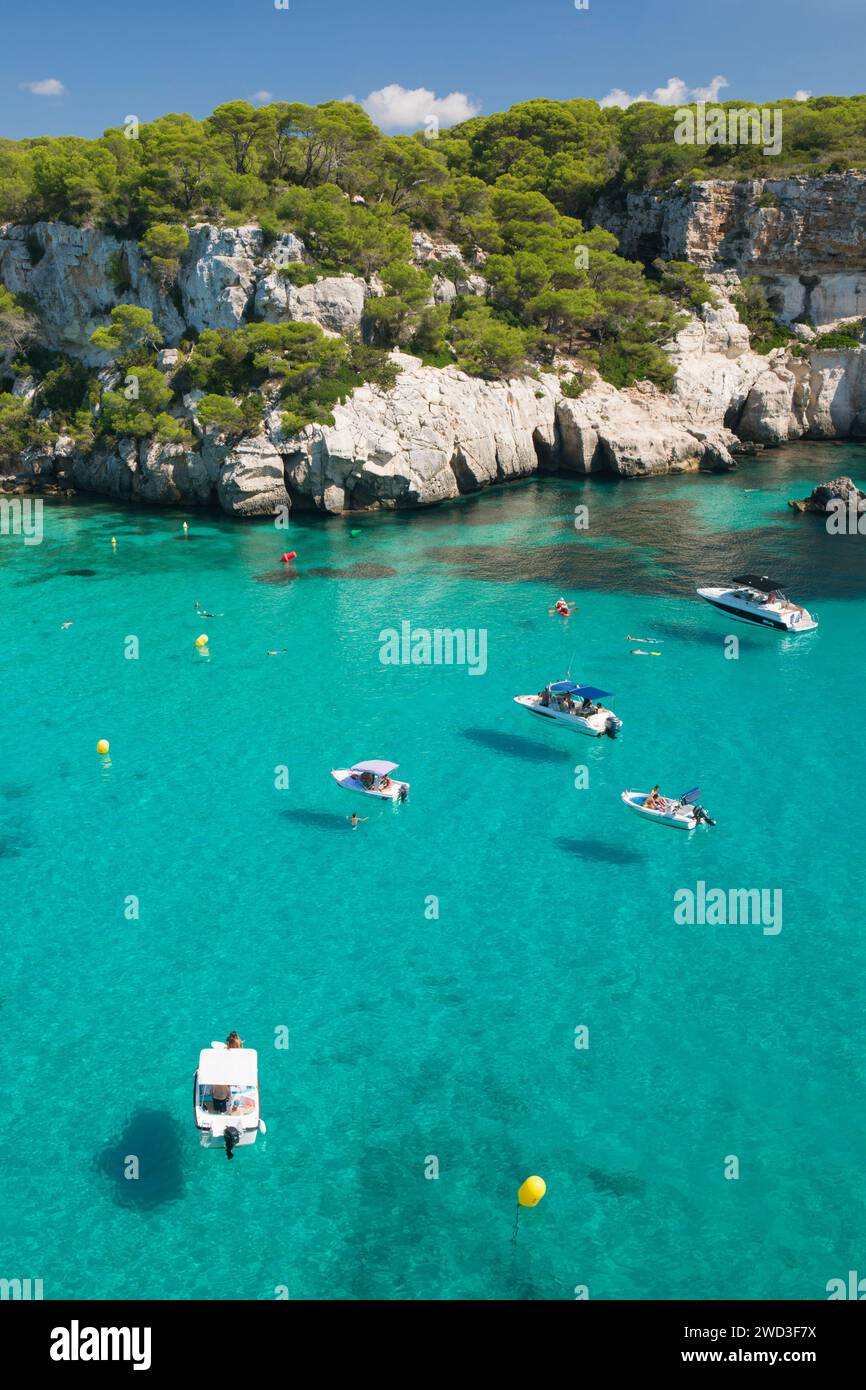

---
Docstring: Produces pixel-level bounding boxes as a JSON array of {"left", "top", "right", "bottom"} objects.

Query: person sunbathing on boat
[
  {"left": 380, "top": 774, "right": 392, "bottom": 791},
  {"left": 644, "top": 785, "right": 666, "bottom": 810}
]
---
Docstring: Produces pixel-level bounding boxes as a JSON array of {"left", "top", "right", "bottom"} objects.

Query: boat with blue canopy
[{"left": 514, "top": 680, "right": 623, "bottom": 738}]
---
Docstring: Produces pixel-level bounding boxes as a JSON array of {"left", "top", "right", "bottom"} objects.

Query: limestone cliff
[
  {"left": 591, "top": 173, "right": 866, "bottom": 328},
  {"left": 3, "top": 177, "right": 866, "bottom": 516}
]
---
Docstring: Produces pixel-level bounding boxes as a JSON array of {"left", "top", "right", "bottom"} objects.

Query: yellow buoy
[
  {"left": 518, "top": 1175, "right": 546, "bottom": 1207},
  {"left": 97, "top": 739, "right": 110, "bottom": 755},
  {"left": 195, "top": 634, "right": 209, "bottom": 648}
]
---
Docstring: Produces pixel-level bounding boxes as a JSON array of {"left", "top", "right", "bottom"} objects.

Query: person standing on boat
[{"left": 212, "top": 1082, "right": 230, "bottom": 1114}]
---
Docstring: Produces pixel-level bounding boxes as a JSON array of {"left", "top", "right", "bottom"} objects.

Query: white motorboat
[
  {"left": 621, "top": 787, "right": 715, "bottom": 831},
  {"left": 330, "top": 759, "right": 410, "bottom": 801},
  {"left": 697, "top": 574, "right": 818, "bottom": 632},
  {"left": 193, "top": 1042, "right": 265, "bottom": 1158},
  {"left": 514, "top": 681, "right": 622, "bottom": 738}
]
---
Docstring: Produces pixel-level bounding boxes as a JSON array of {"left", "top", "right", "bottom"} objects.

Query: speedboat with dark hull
[{"left": 697, "top": 575, "right": 817, "bottom": 633}]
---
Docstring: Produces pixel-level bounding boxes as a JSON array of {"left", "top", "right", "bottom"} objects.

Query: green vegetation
[
  {"left": 139, "top": 223, "right": 190, "bottom": 288},
  {"left": 90, "top": 304, "right": 163, "bottom": 358},
  {"left": 3, "top": 91, "right": 864, "bottom": 450},
  {"left": 0, "top": 392, "right": 55, "bottom": 464},
  {"left": 0, "top": 285, "right": 38, "bottom": 357},
  {"left": 275, "top": 262, "right": 318, "bottom": 287},
  {"left": 650, "top": 259, "right": 718, "bottom": 312},
  {"left": 733, "top": 277, "right": 795, "bottom": 353},
  {"left": 6, "top": 94, "right": 864, "bottom": 244},
  {"left": 811, "top": 320, "right": 865, "bottom": 349},
  {"left": 187, "top": 321, "right": 401, "bottom": 434}
]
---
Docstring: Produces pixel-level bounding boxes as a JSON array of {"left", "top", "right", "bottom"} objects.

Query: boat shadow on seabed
[
  {"left": 96, "top": 1108, "right": 185, "bottom": 1210},
  {"left": 461, "top": 727, "right": 565, "bottom": 765}
]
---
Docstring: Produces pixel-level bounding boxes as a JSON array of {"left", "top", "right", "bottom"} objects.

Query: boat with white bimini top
[
  {"left": 330, "top": 759, "right": 409, "bottom": 801},
  {"left": 697, "top": 574, "right": 818, "bottom": 633},
  {"left": 193, "top": 1042, "right": 265, "bottom": 1159},
  {"left": 621, "top": 786, "right": 716, "bottom": 831},
  {"left": 514, "top": 681, "right": 623, "bottom": 738}
]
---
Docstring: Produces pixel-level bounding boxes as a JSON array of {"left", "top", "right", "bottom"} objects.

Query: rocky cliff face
[
  {"left": 3, "top": 182, "right": 866, "bottom": 516},
  {"left": 0, "top": 221, "right": 370, "bottom": 360},
  {"left": 591, "top": 173, "right": 866, "bottom": 328}
]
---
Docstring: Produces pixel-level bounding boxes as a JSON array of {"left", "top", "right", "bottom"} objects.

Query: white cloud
[
  {"left": 793, "top": 89, "right": 812, "bottom": 102},
  {"left": 360, "top": 84, "right": 480, "bottom": 131},
  {"left": 600, "top": 75, "right": 729, "bottom": 109},
  {"left": 250, "top": 90, "right": 273, "bottom": 105},
  {"left": 19, "top": 77, "right": 66, "bottom": 97}
]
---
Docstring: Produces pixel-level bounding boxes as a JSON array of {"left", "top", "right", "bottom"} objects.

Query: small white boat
[
  {"left": 193, "top": 1042, "right": 265, "bottom": 1158},
  {"left": 697, "top": 574, "right": 818, "bottom": 633},
  {"left": 330, "top": 759, "right": 409, "bottom": 801},
  {"left": 514, "top": 681, "right": 622, "bottom": 739},
  {"left": 621, "top": 787, "right": 715, "bottom": 831}
]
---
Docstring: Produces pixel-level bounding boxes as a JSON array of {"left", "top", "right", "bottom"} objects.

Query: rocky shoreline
[{"left": 3, "top": 174, "right": 866, "bottom": 517}]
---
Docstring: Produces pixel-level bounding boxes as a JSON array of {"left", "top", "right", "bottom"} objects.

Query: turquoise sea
[{"left": 1, "top": 442, "right": 864, "bottom": 1302}]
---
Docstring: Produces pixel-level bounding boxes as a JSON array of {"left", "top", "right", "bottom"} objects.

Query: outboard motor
[
  {"left": 604, "top": 715, "right": 622, "bottom": 740},
  {"left": 397, "top": 784, "right": 408, "bottom": 803},
  {"left": 693, "top": 805, "right": 716, "bottom": 827},
  {"left": 224, "top": 1125, "right": 241, "bottom": 1160}
]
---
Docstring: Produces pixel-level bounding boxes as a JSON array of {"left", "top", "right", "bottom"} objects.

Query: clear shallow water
[{"left": 1, "top": 442, "right": 865, "bottom": 1301}]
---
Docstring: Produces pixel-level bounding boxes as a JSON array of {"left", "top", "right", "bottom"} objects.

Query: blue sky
[{"left": 1, "top": 0, "right": 864, "bottom": 139}]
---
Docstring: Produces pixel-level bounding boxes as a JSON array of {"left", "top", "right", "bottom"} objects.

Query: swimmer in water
[
  {"left": 61, "top": 621, "right": 73, "bottom": 629},
  {"left": 350, "top": 813, "right": 368, "bottom": 830},
  {"left": 267, "top": 649, "right": 288, "bottom": 656}
]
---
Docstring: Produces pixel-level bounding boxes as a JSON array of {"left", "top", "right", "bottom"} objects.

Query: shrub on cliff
[
  {"left": 0, "top": 393, "right": 55, "bottom": 461},
  {"left": 651, "top": 260, "right": 718, "bottom": 312},
  {"left": 0, "top": 286, "right": 38, "bottom": 358},
  {"left": 90, "top": 305, "right": 163, "bottom": 359},
  {"left": 188, "top": 323, "right": 400, "bottom": 433},
  {"left": 734, "top": 277, "right": 795, "bottom": 353},
  {"left": 363, "top": 260, "right": 433, "bottom": 347},
  {"left": 98, "top": 365, "right": 173, "bottom": 437},
  {"left": 450, "top": 303, "right": 528, "bottom": 379},
  {"left": 139, "top": 224, "right": 190, "bottom": 289},
  {"left": 197, "top": 393, "right": 263, "bottom": 435},
  {"left": 811, "top": 320, "right": 865, "bottom": 349},
  {"left": 36, "top": 355, "right": 91, "bottom": 418}
]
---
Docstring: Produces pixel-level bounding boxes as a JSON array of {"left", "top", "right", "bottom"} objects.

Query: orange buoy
[{"left": 280, "top": 552, "right": 297, "bottom": 563}]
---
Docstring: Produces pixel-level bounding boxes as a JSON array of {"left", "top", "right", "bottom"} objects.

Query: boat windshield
[{"left": 199, "top": 1083, "right": 257, "bottom": 1116}]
